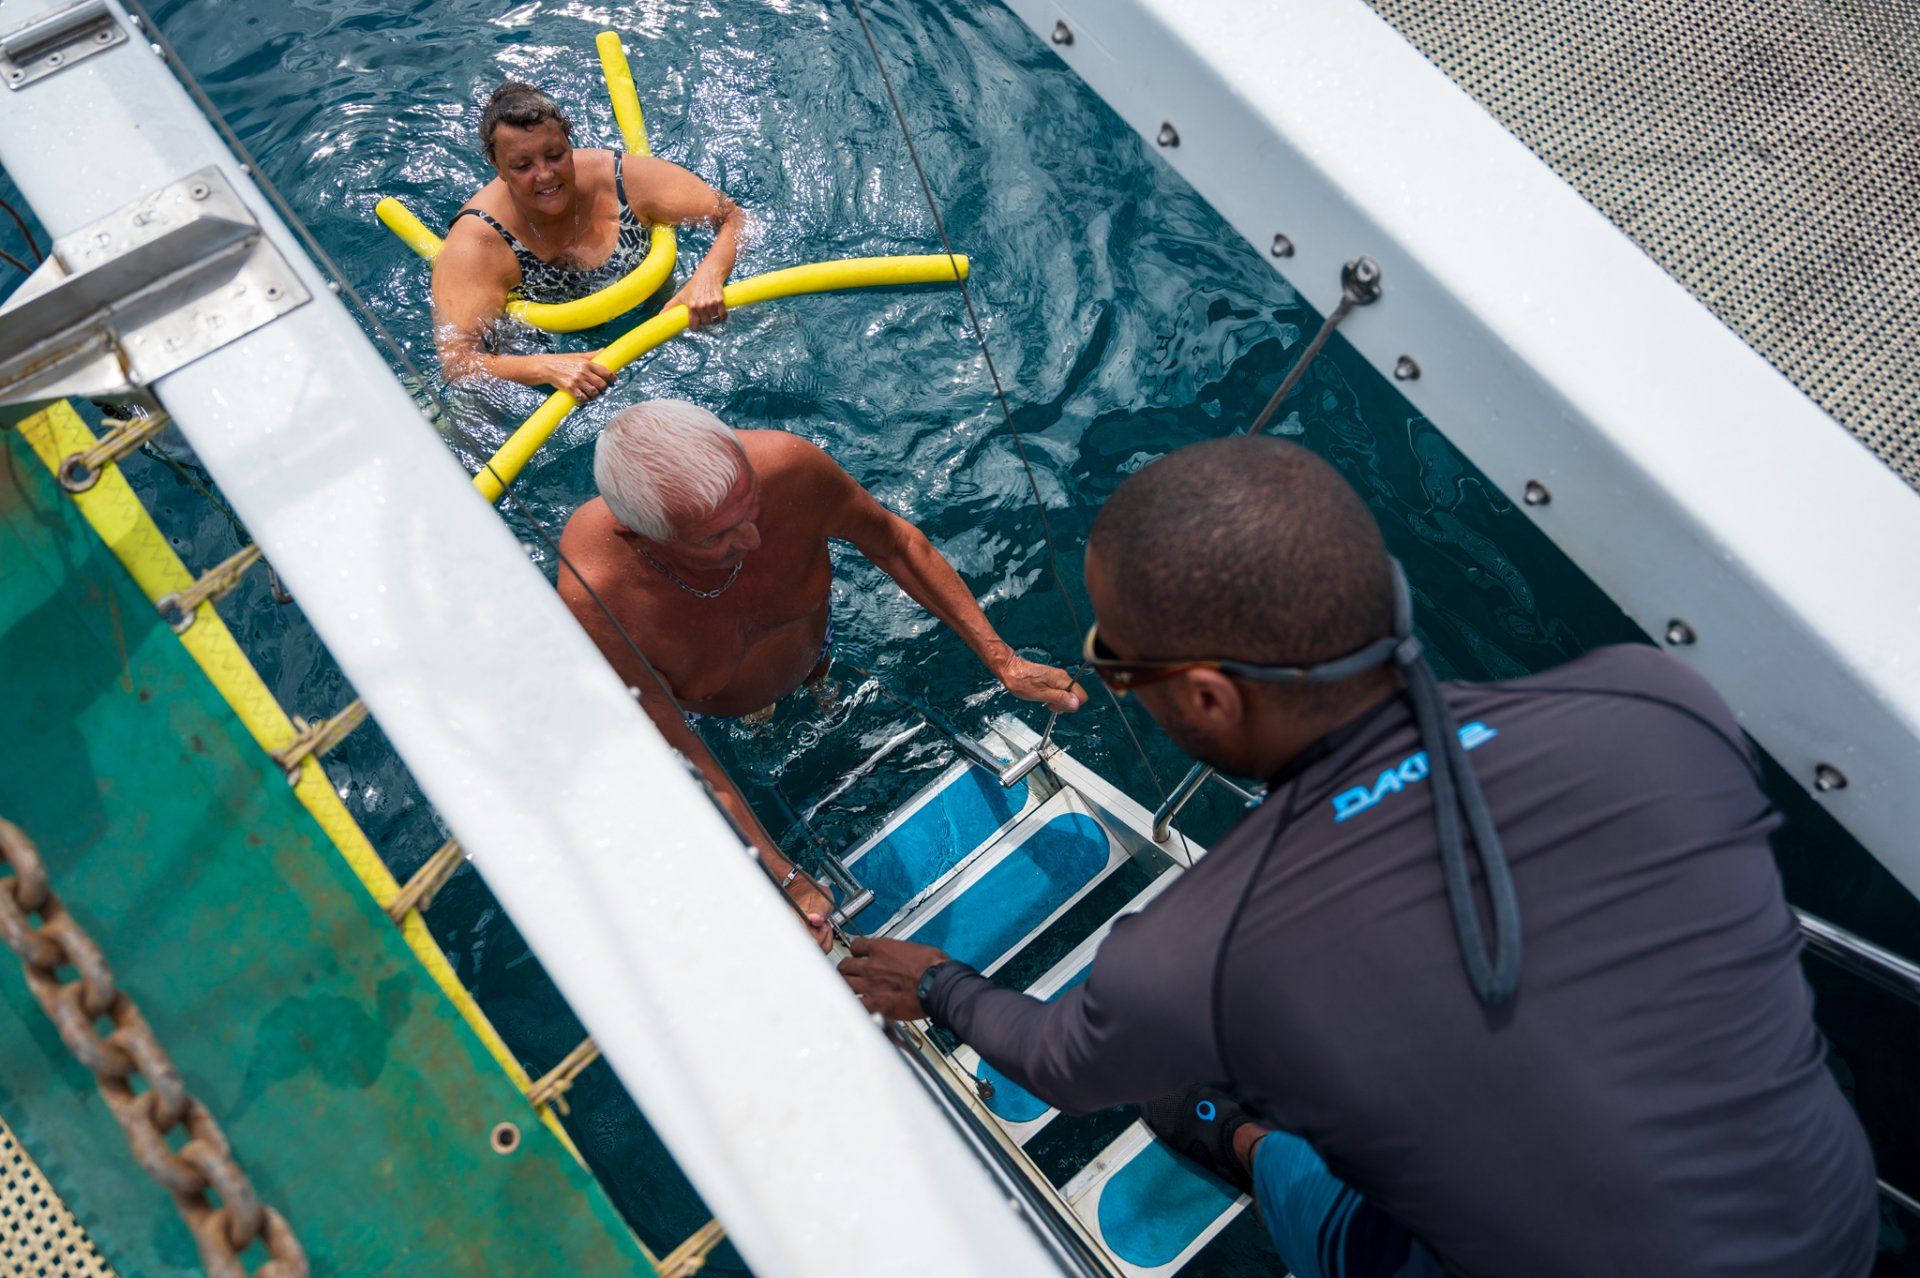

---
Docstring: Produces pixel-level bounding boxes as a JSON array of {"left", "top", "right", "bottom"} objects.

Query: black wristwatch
[{"left": 916, "top": 960, "right": 954, "bottom": 1021}]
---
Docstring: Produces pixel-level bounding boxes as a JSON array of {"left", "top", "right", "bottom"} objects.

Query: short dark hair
[
  {"left": 479, "top": 82, "right": 572, "bottom": 163},
  {"left": 1088, "top": 436, "right": 1394, "bottom": 703}
]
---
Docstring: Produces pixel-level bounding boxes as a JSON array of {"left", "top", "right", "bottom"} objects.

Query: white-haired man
[{"left": 558, "top": 399, "right": 1085, "bottom": 945}]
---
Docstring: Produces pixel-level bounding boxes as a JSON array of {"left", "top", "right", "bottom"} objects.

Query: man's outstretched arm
[
  {"left": 821, "top": 453, "right": 1085, "bottom": 713},
  {"left": 838, "top": 935, "right": 1220, "bottom": 1114},
  {"left": 555, "top": 561, "right": 834, "bottom": 948}
]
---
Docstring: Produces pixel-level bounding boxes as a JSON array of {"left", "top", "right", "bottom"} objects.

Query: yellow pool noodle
[
  {"left": 597, "top": 29, "right": 649, "bottom": 156},
  {"left": 471, "top": 253, "right": 972, "bottom": 501}
]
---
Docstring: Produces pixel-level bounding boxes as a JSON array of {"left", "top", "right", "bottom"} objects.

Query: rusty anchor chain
[{"left": 0, "top": 816, "right": 308, "bottom": 1278}]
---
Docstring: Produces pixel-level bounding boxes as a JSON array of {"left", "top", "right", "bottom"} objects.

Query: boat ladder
[{"left": 835, "top": 714, "right": 1271, "bottom": 1278}]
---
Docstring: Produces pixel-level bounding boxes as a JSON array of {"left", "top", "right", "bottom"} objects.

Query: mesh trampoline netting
[{"left": 1365, "top": 0, "right": 1920, "bottom": 489}]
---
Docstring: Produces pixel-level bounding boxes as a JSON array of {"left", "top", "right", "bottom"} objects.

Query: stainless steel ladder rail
[
  {"left": 913, "top": 702, "right": 1052, "bottom": 789},
  {"left": 1794, "top": 909, "right": 1920, "bottom": 1005},
  {"left": 754, "top": 688, "right": 1058, "bottom": 929},
  {"left": 1800, "top": 913, "right": 1920, "bottom": 1219},
  {"left": 1797, "top": 917, "right": 1920, "bottom": 1212},
  {"left": 1150, "top": 763, "right": 1262, "bottom": 843},
  {"left": 855, "top": 669, "right": 1054, "bottom": 788}
]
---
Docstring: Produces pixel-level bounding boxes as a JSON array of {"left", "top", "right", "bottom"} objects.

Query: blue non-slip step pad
[
  {"left": 976, "top": 964, "right": 1091, "bottom": 1123},
  {"left": 909, "top": 810, "right": 1112, "bottom": 970},
  {"left": 847, "top": 766, "right": 1031, "bottom": 929},
  {"left": 1095, "top": 1140, "right": 1242, "bottom": 1271}
]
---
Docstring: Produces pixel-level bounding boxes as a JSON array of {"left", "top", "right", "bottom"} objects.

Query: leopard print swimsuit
[{"left": 454, "top": 153, "right": 649, "bottom": 304}]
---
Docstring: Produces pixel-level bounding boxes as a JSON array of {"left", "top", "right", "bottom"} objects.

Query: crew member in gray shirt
[{"left": 840, "top": 437, "right": 1877, "bottom": 1277}]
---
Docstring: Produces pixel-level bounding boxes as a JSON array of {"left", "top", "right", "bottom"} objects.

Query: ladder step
[
  {"left": 955, "top": 870, "right": 1180, "bottom": 1143},
  {"left": 972, "top": 965, "right": 1089, "bottom": 1129},
  {"left": 868, "top": 725, "right": 1247, "bottom": 1277},
  {"left": 1064, "top": 1123, "right": 1248, "bottom": 1278},
  {"left": 842, "top": 762, "right": 1035, "bottom": 931},
  {"left": 897, "top": 791, "right": 1122, "bottom": 973}
]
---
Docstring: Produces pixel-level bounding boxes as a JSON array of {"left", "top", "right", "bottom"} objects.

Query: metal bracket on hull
[
  {"left": 0, "top": 0, "right": 126, "bottom": 90},
  {"left": 0, "top": 166, "right": 308, "bottom": 408}
]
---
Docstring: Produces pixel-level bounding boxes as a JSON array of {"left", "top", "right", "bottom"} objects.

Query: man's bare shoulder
[
  {"left": 556, "top": 499, "right": 628, "bottom": 599},
  {"left": 740, "top": 433, "right": 868, "bottom": 537},
  {"left": 743, "top": 432, "right": 861, "bottom": 519},
  {"left": 739, "top": 430, "right": 848, "bottom": 482},
  {"left": 555, "top": 501, "right": 687, "bottom": 645}
]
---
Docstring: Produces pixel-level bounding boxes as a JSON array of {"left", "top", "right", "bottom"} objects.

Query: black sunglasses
[{"left": 1081, "top": 562, "right": 1410, "bottom": 696}]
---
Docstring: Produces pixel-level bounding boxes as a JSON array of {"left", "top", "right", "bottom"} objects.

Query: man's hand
[
  {"left": 788, "top": 876, "right": 834, "bottom": 952},
  {"left": 996, "top": 655, "right": 1087, "bottom": 713},
  {"left": 666, "top": 271, "right": 728, "bottom": 329},
  {"left": 540, "top": 351, "right": 615, "bottom": 401},
  {"left": 838, "top": 936, "right": 951, "bottom": 1020}
]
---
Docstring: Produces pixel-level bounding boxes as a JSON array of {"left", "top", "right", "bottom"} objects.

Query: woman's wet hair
[{"left": 479, "top": 82, "right": 573, "bottom": 163}]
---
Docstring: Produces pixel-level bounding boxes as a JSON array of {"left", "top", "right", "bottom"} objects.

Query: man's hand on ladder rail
[{"left": 994, "top": 652, "right": 1086, "bottom": 713}]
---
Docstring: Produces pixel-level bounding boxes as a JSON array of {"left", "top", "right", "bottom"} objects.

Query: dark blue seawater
[{"left": 6, "top": 0, "right": 1917, "bottom": 1269}]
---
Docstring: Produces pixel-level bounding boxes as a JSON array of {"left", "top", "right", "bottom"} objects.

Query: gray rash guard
[{"left": 925, "top": 646, "right": 1877, "bottom": 1278}]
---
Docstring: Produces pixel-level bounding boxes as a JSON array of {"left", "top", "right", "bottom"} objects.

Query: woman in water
[{"left": 432, "top": 82, "right": 747, "bottom": 401}]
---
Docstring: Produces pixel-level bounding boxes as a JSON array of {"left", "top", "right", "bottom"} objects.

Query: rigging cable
[
  {"left": 0, "top": 194, "right": 44, "bottom": 262},
  {"left": 1248, "top": 256, "right": 1381, "bottom": 436},
  {"left": 845, "top": 0, "right": 1172, "bottom": 804},
  {"left": 0, "top": 193, "right": 40, "bottom": 275}
]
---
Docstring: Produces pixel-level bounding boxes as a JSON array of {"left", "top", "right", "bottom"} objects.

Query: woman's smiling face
[{"left": 491, "top": 118, "right": 575, "bottom": 216}]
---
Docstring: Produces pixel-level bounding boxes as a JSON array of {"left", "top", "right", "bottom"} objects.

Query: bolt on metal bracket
[
  {"left": 0, "top": 0, "right": 126, "bottom": 90},
  {"left": 0, "top": 165, "right": 310, "bottom": 409},
  {"left": 1341, "top": 255, "right": 1383, "bottom": 306}
]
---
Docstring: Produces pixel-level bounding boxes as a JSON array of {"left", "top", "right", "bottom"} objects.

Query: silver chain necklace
[{"left": 639, "top": 547, "right": 743, "bottom": 599}]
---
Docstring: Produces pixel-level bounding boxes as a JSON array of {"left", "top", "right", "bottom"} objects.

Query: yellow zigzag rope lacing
[{"left": 12, "top": 401, "right": 686, "bottom": 1261}]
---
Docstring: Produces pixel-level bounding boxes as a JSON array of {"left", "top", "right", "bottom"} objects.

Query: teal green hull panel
[{"left": 0, "top": 424, "right": 655, "bottom": 1275}]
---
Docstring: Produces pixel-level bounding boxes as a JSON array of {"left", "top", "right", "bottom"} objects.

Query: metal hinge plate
[
  {"left": 0, "top": 0, "right": 126, "bottom": 89},
  {"left": 0, "top": 166, "right": 311, "bottom": 408}
]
